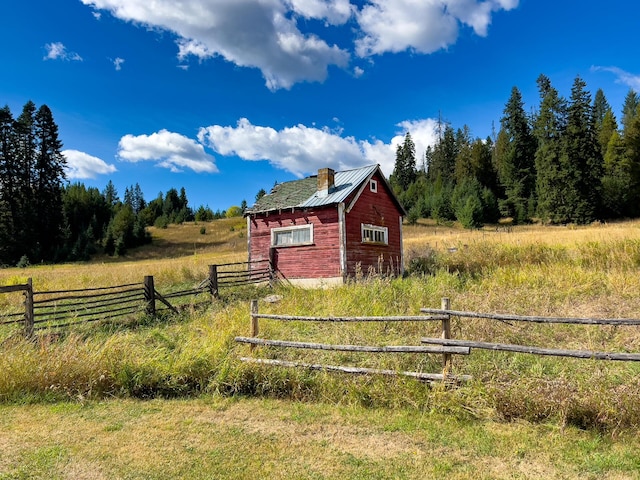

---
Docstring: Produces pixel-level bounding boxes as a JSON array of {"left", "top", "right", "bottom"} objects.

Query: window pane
[
  {"left": 273, "top": 226, "right": 311, "bottom": 246},
  {"left": 362, "top": 225, "right": 387, "bottom": 245}
]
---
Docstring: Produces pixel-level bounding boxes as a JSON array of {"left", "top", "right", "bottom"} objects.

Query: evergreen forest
[
  {"left": 0, "top": 101, "right": 231, "bottom": 267},
  {"left": 390, "top": 74, "right": 640, "bottom": 228},
  {"left": 2, "top": 74, "right": 639, "bottom": 265}
]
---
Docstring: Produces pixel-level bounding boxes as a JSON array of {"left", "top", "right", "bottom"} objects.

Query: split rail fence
[
  {"left": 235, "top": 298, "right": 472, "bottom": 383},
  {"left": 236, "top": 298, "right": 640, "bottom": 383},
  {"left": 1, "top": 260, "right": 273, "bottom": 339}
]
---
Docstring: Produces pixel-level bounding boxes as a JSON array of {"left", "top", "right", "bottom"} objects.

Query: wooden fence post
[
  {"left": 441, "top": 297, "right": 452, "bottom": 376},
  {"left": 209, "top": 265, "right": 219, "bottom": 300},
  {"left": 268, "top": 260, "right": 275, "bottom": 289},
  {"left": 144, "top": 276, "right": 156, "bottom": 316},
  {"left": 250, "top": 299, "right": 259, "bottom": 352},
  {"left": 24, "top": 278, "right": 34, "bottom": 339}
]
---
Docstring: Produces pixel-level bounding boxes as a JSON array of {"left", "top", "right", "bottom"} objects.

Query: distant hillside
[{"left": 121, "top": 218, "right": 248, "bottom": 261}]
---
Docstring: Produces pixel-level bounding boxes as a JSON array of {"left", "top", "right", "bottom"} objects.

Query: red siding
[
  {"left": 249, "top": 208, "right": 342, "bottom": 280},
  {"left": 344, "top": 171, "right": 403, "bottom": 277}
]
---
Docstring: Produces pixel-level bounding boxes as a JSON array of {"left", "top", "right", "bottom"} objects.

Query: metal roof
[
  {"left": 300, "top": 164, "right": 378, "bottom": 208},
  {"left": 247, "top": 164, "right": 379, "bottom": 214}
]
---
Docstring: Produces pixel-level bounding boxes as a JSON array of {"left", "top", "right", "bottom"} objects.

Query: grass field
[{"left": 2, "top": 218, "right": 640, "bottom": 478}]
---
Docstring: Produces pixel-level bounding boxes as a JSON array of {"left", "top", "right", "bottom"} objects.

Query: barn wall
[
  {"left": 248, "top": 208, "right": 342, "bottom": 280},
  {"left": 344, "top": 171, "right": 403, "bottom": 277}
]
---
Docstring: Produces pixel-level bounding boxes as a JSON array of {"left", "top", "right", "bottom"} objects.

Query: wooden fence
[
  {"left": 235, "top": 298, "right": 472, "bottom": 383},
  {"left": 1, "top": 260, "right": 273, "bottom": 339},
  {"left": 209, "top": 259, "right": 273, "bottom": 298},
  {"left": 420, "top": 303, "right": 640, "bottom": 363},
  {"left": 236, "top": 298, "right": 640, "bottom": 383}
]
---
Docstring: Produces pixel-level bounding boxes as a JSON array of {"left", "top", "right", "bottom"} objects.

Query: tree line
[
  {"left": 390, "top": 74, "right": 640, "bottom": 227},
  {"left": 0, "top": 101, "right": 236, "bottom": 267}
]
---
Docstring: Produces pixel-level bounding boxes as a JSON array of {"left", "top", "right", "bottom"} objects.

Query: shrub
[{"left": 154, "top": 215, "right": 170, "bottom": 229}]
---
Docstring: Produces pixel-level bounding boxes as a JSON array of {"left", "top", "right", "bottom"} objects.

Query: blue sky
[{"left": 2, "top": 0, "right": 639, "bottom": 211}]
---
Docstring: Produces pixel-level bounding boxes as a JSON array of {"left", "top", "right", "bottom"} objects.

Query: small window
[
  {"left": 361, "top": 224, "right": 388, "bottom": 245},
  {"left": 369, "top": 179, "right": 378, "bottom": 193},
  {"left": 271, "top": 224, "right": 313, "bottom": 247}
]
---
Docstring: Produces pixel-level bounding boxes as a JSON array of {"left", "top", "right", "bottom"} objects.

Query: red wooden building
[{"left": 245, "top": 164, "right": 406, "bottom": 286}]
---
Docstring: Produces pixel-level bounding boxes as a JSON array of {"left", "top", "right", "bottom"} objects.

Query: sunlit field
[{"left": 2, "top": 218, "right": 640, "bottom": 478}]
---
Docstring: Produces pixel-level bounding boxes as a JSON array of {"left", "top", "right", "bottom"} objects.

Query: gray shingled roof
[{"left": 248, "top": 164, "right": 379, "bottom": 214}]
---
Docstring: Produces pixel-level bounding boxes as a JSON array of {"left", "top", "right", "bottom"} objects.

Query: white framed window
[
  {"left": 369, "top": 179, "right": 378, "bottom": 193},
  {"left": 271, "top": 224, "right": 313, "bottom": 247},
  {"left": 361, "top": 224, "right": 388, "bottom": 245}
]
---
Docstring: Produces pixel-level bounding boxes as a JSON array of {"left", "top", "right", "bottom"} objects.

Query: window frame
[
  {"left": 271, "top": 223, "right": 314, "bottom": 247},
  {"left": 361, "top": 223, "right": 388, "bottom": 245},
  {"left": 369, "top": 179, "right": 378, "bottom": 193}
]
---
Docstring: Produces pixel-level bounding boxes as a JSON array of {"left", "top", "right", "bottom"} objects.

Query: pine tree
[
  {"left": 255, "top": 188, "right": 267, "bottom": 202},
  {"left": 428, "top": 125, "right": 457, "bottom": 186},
  {"left": 103, "top": 180, "right": 119, "bottom": 208},
  {"left": 533, "top": 74, "right": 567, "bottom": 223},
  {"left": 133, "top": 183, "right": 145, "bottom": 213},
  {"left": 598, "top": 110, "right": 618, "bottom": 159},
  {"left": 497, "top": 87, "right": 537, "bottom": 223},
  {"left": 563, "top": 75, "right": 602, "bottom": 223},
  {"left": 34, "top": 104, "right": 67, "bottom": 260},
  {"left": 0, "top": 106, "right": 16, "bottom": 263},
  {"left": 601, "top": 131, "right": 631, "bottom": 218},
  {"left": 473, "top": 137, "right": 498, "bottom": 193},
  {"left": 453, "top": 126, "right": 473, "bottom": 184},
  {"left": 391, "top": 132, "right": 417, "bottom": 191},
  {"left": 621, "top": 90, "right": 639, "bottom": 135},
  {"left": 13, "top": 101, "right": 38, "bottom": 259},
  {"left": 623, "top": 102, "right": 640, "bottom": 216},
  {"left": 592, "top": 89, "right": 611, "bottom": 131}
]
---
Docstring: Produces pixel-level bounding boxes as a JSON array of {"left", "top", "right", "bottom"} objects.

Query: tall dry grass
[{"left": 2, "top": 218, "right": 640, "bottom": 431}]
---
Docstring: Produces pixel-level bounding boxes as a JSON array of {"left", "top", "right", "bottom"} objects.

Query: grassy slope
[{"left": 2, "top": 218, "right": 640, "bottom": 478}]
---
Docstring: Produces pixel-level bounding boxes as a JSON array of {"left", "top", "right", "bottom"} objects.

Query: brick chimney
[{"left": 317, "top": 168, "right": 335, "bottom": 197}]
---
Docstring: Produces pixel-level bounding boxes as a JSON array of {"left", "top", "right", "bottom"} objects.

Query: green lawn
[{"left": 2, "top": 396, "right": 639, "bottom": 480}]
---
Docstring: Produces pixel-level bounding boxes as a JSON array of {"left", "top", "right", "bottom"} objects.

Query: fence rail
[
  {"left": 235, "top": 299, "right": 469, "bottom": 383},
  {"left": 237, "top": 297, "right": 640, "bottom": 383},
  {"left": 208, "top": 259, "right": 273, "bottom": 298},
  {"left": 420, "top": 308, "right": 640, "bottom": 326},
  {"left": 1, "top": 260, "right": 272, "bottom": 339}
]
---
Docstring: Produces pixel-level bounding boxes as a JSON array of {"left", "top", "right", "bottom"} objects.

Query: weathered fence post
[
  {"left": 144, "top": 276, "right": 156, "bottom": 316},
  {"left": 24, "top": 278, "right": 34, "bottom": 339},
  {"left": 441, "top": 297, "right": 452, "bottom": 376},
  {"left": 209, "top": 265, "right": 219, "bottom": 300},
  {"left": 250, "top": 299, "right": 259, "bottom": 352}
]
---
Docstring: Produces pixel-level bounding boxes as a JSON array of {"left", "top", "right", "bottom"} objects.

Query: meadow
[{"left": 1, "top": 218, "right": 640, "bottom": 479}]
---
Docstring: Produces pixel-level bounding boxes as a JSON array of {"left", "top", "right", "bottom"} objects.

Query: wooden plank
[
  {"left": 235, "top": 336, "right": 470, "bottom": 355},
  {"left": 441, "top": 297, "right": 452, "bottom": 373},
  {"left": 0, "top": 284, "right": 29, "bottom": 294},
  {"left": 254, "top": 313, "right": 448, "bottom": 322},
  {"left": 34, "top": 282, "right": 141, "bottom": 295},
  {"left": 421, "top": 337, "right": 640, "bottom": 361},
  {"left": 153, "top": 289, "right": 179, "bottom": 314},
  {"left": 238, "top": 357, "right": 472, "bottom": 382},
  {"left": 420, "top": 308, "right": 640, "bottom": 326}
]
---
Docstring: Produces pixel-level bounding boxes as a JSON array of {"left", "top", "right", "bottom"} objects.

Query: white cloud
[
  {"left": 80, "top": 0, "right": 518, "bottom": 89},
  {"left": 81, "top": 0, "right": 350, "bottom": 90},
  {"left": 118, "top": 129, "right": 218, "bottom": 173},
  {"left": 43, "top": 42, "right": 83, "bottom": 61},
  {"left": 63, "top": 150, "right": 117, "bottom": 179},
  {"left": 287, "top": 0, "right": 353, "bottom": 25},
  {"left": 113, "top": 57, "right": 125, "bottom": 70},
  {"left": 592, "top": 66, "right": 640, "bottom": 92},
  {"left": 197, "top": 117, "right": 438, "bottom": 178},
  {"left": 355, "top": 0, "right": 519, "bottom": 57}
]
